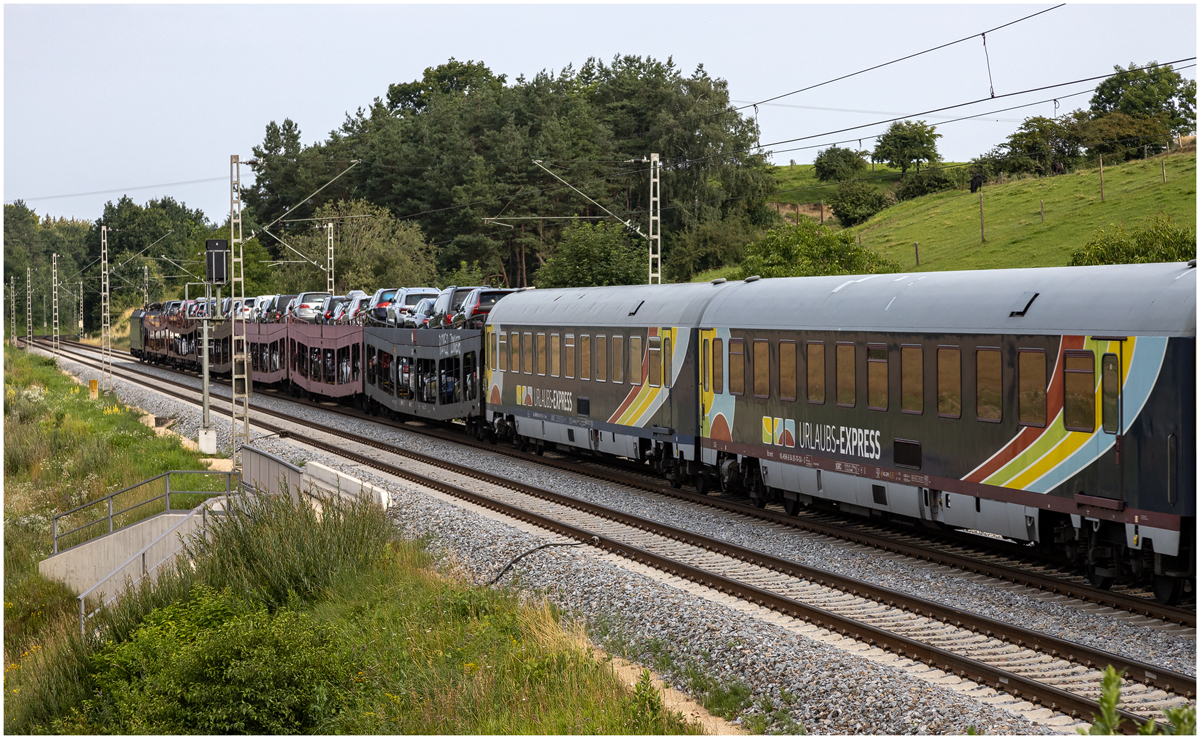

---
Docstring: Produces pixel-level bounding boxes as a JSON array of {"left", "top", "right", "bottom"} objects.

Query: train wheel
[
  {"left": 694, "top": 471, "right": 710, "bottom": 495},
  {"left": 1153, "top": 575, "right": 1185, "bottom": 606},
  {"left": 783, "top": 497, "right": 802, "bottom": 516},
  {"left": 1087, "top": 565, "right": 1114, "bottom": 590}
]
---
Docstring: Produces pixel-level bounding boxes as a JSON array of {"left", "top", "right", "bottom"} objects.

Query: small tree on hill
[
  {"left": 829, "top": 180, "right": 889, "bottom": 226},
  {"left": 873, "top": 120, "right": 942, "bottom": 175},
  {"left": 735, "top": 219, "right": 899, "bottom": 279},
  {"left": 813, "top": 146, "right": 867, "bottom": 182},
  {"left": 535, "top": 221, "right": 644, "bottom": 288}
]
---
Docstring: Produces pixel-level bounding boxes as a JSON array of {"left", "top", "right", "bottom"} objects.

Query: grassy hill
[{"left": 755, "top": 150, "right": 1195, "bottom": 275}]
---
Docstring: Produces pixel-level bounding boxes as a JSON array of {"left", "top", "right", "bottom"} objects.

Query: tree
[
  {"left": 812, "top": 146, "right": 867, "bottom": 182},
  {"left": 1090, "top": 62, "right": 1196, "bottom": 137},
  {"left": 534, "top": 222, "right": 644, "bottom": 288},
  {"left": 895, "top": 167, "right": 956, "bottom": 201},
  {"left": 735, "top": 220, "right": 900, "bottom": 279},
  {"left": 1077, "top": 111, "right": 1172, "bottom": 161},
  {"left": 1069, "top": 214, "right": 1196, "bottom": 266},
  {"left": 828, "top": 180, "right": 889, "bottom": 226},
  {"left": 872, "top": 120, "right": 941, "bottom": 174},
  {"left": 1001, "top": 116, "right": 1084, "bottom": 175}
]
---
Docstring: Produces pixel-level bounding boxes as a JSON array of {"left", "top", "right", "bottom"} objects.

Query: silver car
[{"left": 293, "top": 291, "right": 332, "bottom": 323}]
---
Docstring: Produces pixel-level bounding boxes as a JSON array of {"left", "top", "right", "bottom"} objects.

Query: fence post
[
  {"left": 165, "top": 473, "right": 171, "bottom": 512},
  {"left": 979, "top": 191, "right": 985, "bottom": 243},
  {"left": 914, "top": 242, "right": 920, "bottom": 266},
  {"left": 1162, "top": 157, "right": 1166, "bottom": 183},
  {"left": 819, "top": 201, "right": 824, "bottom": 225},
  {"left": 53, "top": 516, "right": 58, "bottom": 554},
  {"left": 79, "top": 598, "right": 85, "bottom": 637},
  {"left": 1099, "top": 153, "right": 1105, "bottom": 202},
  {"left": 108, "top": 496, "right": 113, "bottom": 533},
  {"left": 142, "top": 551, "right": 147, "bottom": 577},
  {"left": 1041, "top": 200, "right": 1045, "bottom": 224}
]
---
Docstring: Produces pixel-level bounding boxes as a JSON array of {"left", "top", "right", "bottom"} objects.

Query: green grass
[
  {"left": 845, "top": 151, "right": 1196, "bottom": 272},
  {"left": 3, "top": 346, "right": 222, "bottom": 671},
  {"left": 768, "top": 161, "right": 964, "bottom": 207},
  {"left": 6, "top": 492, "right": 705, "bottom": 735}
]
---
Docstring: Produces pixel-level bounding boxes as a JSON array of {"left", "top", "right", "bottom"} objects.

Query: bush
[
  {"left": 735, "top": 219, "right": 900, "bottom": 279},
  {"left": 1069, "top": 214, "right": 1196, "bottom": 266},
  {"left": 896, "top": 167, "right": 956, "bottom": 201},
  {"left": 813, "top": 146, "right": 867, "bottom": 183},
  {"left": 535, "top": 222, "right": 644, "bottom": 288},
  {"left": 829, "top": 180, "right": 889, "bottom": 226},
  {"left": 57, "top": 586, "right": 360, "bottom": 734}
]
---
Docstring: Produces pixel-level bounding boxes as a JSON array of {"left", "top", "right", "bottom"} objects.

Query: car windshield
[
  {"left": 378, "top": 289, "right": 398, "bottom": 303},
  {"left": 477, "top": 292, "right": 507, "bottom": 310},
  {"left": 404, "top": 292, "right": 431, "bottom": 306}
]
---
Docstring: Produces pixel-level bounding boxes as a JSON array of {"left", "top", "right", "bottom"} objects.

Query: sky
[{"left": 4, "top": 3, "right": 1196, "bottom": 226}]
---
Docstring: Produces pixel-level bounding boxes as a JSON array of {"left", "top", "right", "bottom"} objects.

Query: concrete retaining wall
[{"left": 39, "top": 512, "right": 191, "bottom": 599}]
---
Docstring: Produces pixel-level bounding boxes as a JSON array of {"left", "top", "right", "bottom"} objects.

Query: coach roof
[
  {"left": 700, "top": 262, "right": 1196, "bottom": 337},
  {"left": 486, "top": 282, "right": 734, "bottom": 328}
]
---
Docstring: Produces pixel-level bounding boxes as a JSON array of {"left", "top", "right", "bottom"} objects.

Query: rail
[{"left": 52, "top": 470, "right": 234, "bottom": 554}]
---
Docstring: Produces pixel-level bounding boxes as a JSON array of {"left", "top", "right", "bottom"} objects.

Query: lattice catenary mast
[
  {"left": 648, "top": 152, "right": 661, "bottom": 285},
  {"left": 52, "top": 253, "right": 59, "bottom": 357},
  {"left": 229, "top": 155, "right": 252, "bottom": 467},
  {"left": 101, "top": 226, "right": 112, "bottom": 391},
  {"left": 26, "top": 267, "right": 32, "bottom": 344}
]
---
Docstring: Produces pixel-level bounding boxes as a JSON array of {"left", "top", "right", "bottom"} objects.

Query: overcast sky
[{"left": 4, "top": 3, "right": 1195, "bottom": 225}]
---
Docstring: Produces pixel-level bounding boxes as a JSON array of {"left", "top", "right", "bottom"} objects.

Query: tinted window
[
  {"left": 509, "top": 332, "right": 520, "bottom": 373},
  {"left": 523, "top": 332, "right": 533, "bottom": 374},
  {"left": 729, "top": 339, "right": 745, "bottom": 395},
  {"left": 1063, "top": 351, "right": 1095, "bottom": 432},
  {"left": 489, "top": 332, "right": 497, "bottom": 371},
  {"left": 836, "top": 343, "right": 855, "bottom": 407},
  {"left": 976, "top": 348, "right": 1002, "bottom": 422},
  {"left": 1102, "top": 353, "right": 1120, "bottom": 434},
  {"left": 551, "top": 334, "right": 561, "bottom": 377},
  {"left": 807, "top": 342, "right": 825, "bottom": 403},
  {"left": 380, "top": 290, "right": 398, "bottom": 303},
  {"left": 779, "top": 341, "right": 796, "bottom": 401},
  {"left": 648, "top": 337, "right": 661, "bottom": 387},
  {"left": 629, "top": 335, "right": 642, "bottom": 383},
  {"left": 713, "top": 338, "right": 724, "bottom": 394},
  {"left": 868, "top": 345, "right": 887, "bottom": 410},
  {"left": 901, "top": 345, "right": 922, "bottom": 413},
  {"left": 1018, "top": 349, "right": 1046, "bottom": 426},
  {"left": 477, "top": 292, "right": 507, "bottom": 310},
  {"left": 537, "top": 333, "right": 547, "bottom": 375},
  {"left": 565, "top": 335, "right": 576, "bottom": 379},
  {"left": 937, "top": 347, "right": 961, "bottom": 418},
  {"left": 404, "top": 292, "right": 430, "bottom": 306},
  {"left": 581, "top": 335, "right": 591, "bottom": 380},
  {"left": 752, "top": 340, "right": 769, "bottom": 398},
  {"left": 595, "top": 336, "right": 606, "bottom": 382},
  {"left": 612, "top": 336, "right": 624, "bottom": 383},
  {"left": 703, "top": 339, "right": 710, "bottom": 393}
]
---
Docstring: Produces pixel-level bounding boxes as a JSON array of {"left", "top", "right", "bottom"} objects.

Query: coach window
[
  {"left": 537, "top": 333, "right": 547, "bottom": 376},
  {"left": 779, "top": 340, "right": 796, "bottom": 401},
  {"left": 629, "top": 335, "right": 642, "bottom": 384},
  {"left": 1063, "top": 351, "right": 1095, "bottom": 432},
  {"left": 551, "top": 334, "right": 561, "bottom": 377},
  {"left": 663, "top": 337, "right": 672, "bottom": 386},
  {"left": 807, "top": 341, "right": 825, "bottom": 404},
  {"left": 1018, "top": 349, "right": 1046, "bottom": 426},
  {"left": 595, "top": 335, "right": 607, "bottom": 382},
  {"left": 836, "top": 342, "right": 855, "bottom": 407},
  {"left": 901, "top": 345, "right": 923, "bottom": 413},
  {"left": 523, "top": 332, "right": 533, "bottom": 374},
  {"left": 509, "top": 332, "right": 520, "bottom": 373},
  {"left": 612, "top": 335, "right": 625, "bottom": 383},
  {"left": 703, "top": 339, "right": 710, "bottom": 392},
  {"left": 713, "top": 338, "right": 724, "bottom": 394},
  {"left": 867, "top": 344, "right": 888, "bottom": 411},
  {"left": 729, "top": 339, "right": 745, "bottom": 395},
  {"left": 937, "top": 347, "right": 961, "bottom": 418},
  {"left": 489, "top": 331, "right": 497, "bottom": 371},
  {"left": 753, "top": 340, "right": 770, "bottom": 398},
  {"left": 1102, "top": 353, "right": 1120, "bottom": 434},
  {"left": 976, "top": 348, "right": 1002, "bottom": 422},
  {"left": 565, "top": 334, "right": 576, "bottom": 379},
  {"left": 498, "top": 332, "right": 508, "bottom": 372},
  {"left": 581, "top": 335, "right": 592, "bottom": 380},
  {"left": 648, "top": 337, "right": 662, "bottom": 387}
]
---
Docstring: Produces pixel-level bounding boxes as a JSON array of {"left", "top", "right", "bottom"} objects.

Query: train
[{"left": 130, "top": 261, "right": 1196, "bottom": 604}]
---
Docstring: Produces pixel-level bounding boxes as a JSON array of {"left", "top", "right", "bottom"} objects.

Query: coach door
[{"left": 1096, "top": 340, "right": 1126, "bottom": 500}]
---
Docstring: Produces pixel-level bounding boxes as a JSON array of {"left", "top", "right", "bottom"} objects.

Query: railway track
[
  {"left": 24, "top": 337, "right": 1198, "bottom": 732},
  {"left": 37, "top": 336, "right": 1196, "bottom": 630}
]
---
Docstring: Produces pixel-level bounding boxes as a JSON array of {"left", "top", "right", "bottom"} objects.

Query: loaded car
[
  {"left": 428, "top": 285, "right": 486, "bottom": 328},
  {"left": 267, "top": 294, "right": 297, "bottom": 323},
  {"left": 457, "top": 287, "right": 521, "bottom": 329},
  {"left": 318, "top": 295, "right": 348, "bottom": 324},
  {"left": 293, "top": 292, "right": 332, "bottom": 324},
  {"left": 384, "top": 287, "right": 440, "bottom": 326},
  {"left": 402, "top": 297, "right": 437, "bottom": 328}
]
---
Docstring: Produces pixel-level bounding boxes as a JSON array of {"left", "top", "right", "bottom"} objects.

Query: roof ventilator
[
  {"left": 629, "top": 299, "right": 645, "bottom": 316},
  {"left": 744, "top": 275, "right": 761, "bottom": 283},
  {"left": 711, "top": 278, "right": 727, "bottom": 285},
  {"left": 1009, "top": 291, "right": 1039, "bottom": 318}
]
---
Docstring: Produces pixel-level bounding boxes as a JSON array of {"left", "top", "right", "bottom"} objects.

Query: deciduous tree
[{"left": 872, "top": 120, "right": 941, "bottom": 175}]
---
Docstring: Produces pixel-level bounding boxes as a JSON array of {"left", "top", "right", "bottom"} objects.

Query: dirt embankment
[{"left": 768, "top": 201, "right": 832, "bottom": 225}]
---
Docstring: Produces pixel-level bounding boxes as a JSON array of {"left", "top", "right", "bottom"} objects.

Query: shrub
[
  {"left": 813, "top": 146, "right": 867, "bottom": 183},
  {"left": 735, "top": 219, "right": 900, "bottom": 279},
  {"left": 896, "top": 167, "right": 956, "bottom": 201},
  {"left": 829, "top": 180, "right": 889, "bottom": 227},
  {"left": 1069, "top": 213, "right": 1196, "bottom": 266}
]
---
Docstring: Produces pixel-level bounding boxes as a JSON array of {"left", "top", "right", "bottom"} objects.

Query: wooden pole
[
  {"left": 820, "top": 201, "right": 824, "bottom": 225},
  {"left": 1040, "top": 200, "right": 1044, "bottom": 224},
  {"left": 858, "top": 234, "right": 862, "bottom": 247},
  {"left": 1162, "top": 157, "right": 1166, "bottom": 183},
  {"left": 1099, "top": 153, "right": 1105, "bottom": 202},
  {"left": 914, "top": 242, "right": 920, "bottom": 266},
  {"left": 979, "top": 191, "right": 985, "bottom": 243}
]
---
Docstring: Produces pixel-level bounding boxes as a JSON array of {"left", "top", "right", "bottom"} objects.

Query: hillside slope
[{"left": 846, "top": 151, "right": 1196, "bottom": 272}]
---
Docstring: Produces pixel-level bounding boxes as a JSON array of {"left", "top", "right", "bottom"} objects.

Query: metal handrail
[
  {"left": 77, "top": 494, "right": 231, "bottom": 636},
  {"left": 53, "top": 470, "right": 234, "bottom": 554}
]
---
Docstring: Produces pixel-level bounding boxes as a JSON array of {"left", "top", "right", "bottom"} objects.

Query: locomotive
[{"left": 131, "top": 261, "right": 1196, "bottom": 604}]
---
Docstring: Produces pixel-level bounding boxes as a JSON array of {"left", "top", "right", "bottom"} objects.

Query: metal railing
[
  {"left": 76, "top": 495, "right": 229, "bottom": 636},
  {"left": 52, "top": 470, "right": 234, "bottom": 554}
]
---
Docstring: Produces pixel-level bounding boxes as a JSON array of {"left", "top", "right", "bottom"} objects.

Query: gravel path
[{"left": 33, "top": 344, "right": 1193, "bottom": 733}]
